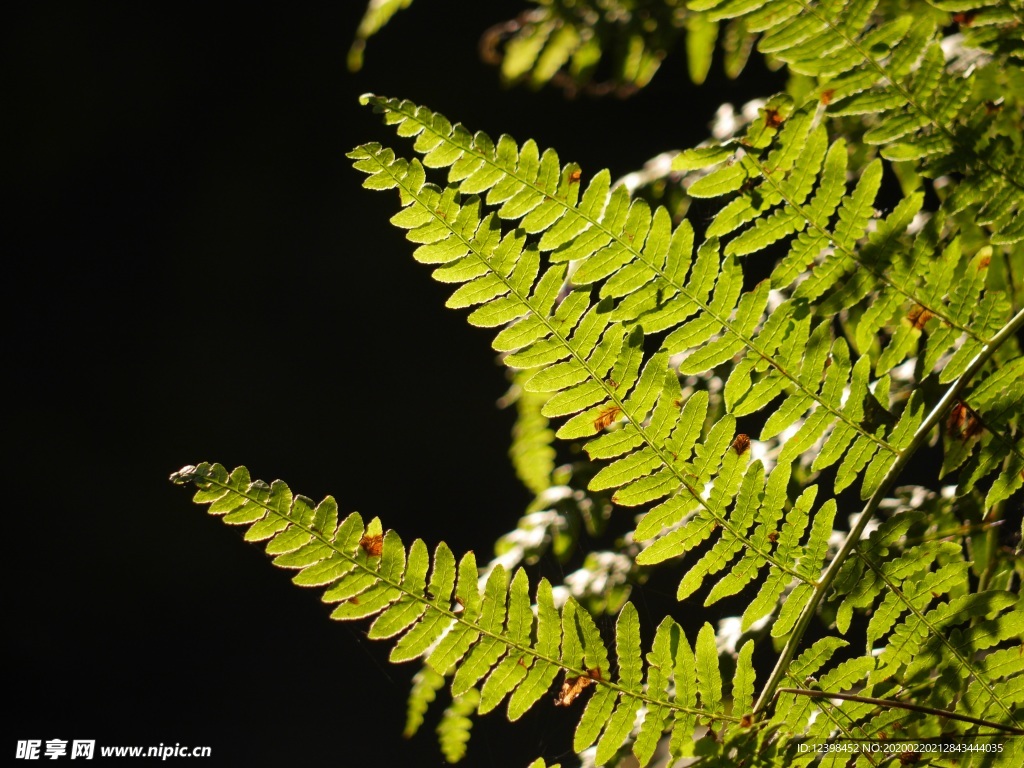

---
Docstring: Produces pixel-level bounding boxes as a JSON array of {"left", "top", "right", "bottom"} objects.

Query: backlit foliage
[{"left": 178, "top": 1, "right": 1024, "bottom": 766}]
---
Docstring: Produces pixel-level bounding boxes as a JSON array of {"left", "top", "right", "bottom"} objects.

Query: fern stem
[
  {"left": 753, "top": 305, "right": 1024, "bottom": 716},
  {"left": 776, "top": 689, "right": 1024, "bottom": 735}
]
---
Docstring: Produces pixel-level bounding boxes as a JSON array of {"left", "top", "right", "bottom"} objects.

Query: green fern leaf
[
  {"left": 451, "top": 566, "right": 509, "bottom": 696},
  {"left": 732, "top": 640, "right": 756, "bottom": 716},
  {"left": 696, "top": 623, "right": 724, "bottom": 716},
  {"left": 574, "top": 684, "right": 618, "bottom": 753},
  {"left": 438, "top": 688, "right": 479, "bottom": 763},
  {"left": 390, "top": 542, "right": 457, "bottom": 664},
  {"left": 633, "top": 617, "right": 674, "bottom": 766},
  {"left": 368, "top": 537, "right": 431, "bottom": 638},
  {"left": 706, "top": 462, "right": 790, "bottom": 605},
  {"left": 426, "top": 551, "right": 484, "bottom": 676},
  {"left": 675, "top": 458, "right": 759, "bottom": 602},
  {"left": 170, "top": 0, "right": 1024, "bottom": 758},
  {"left": 507, "top": 578, "right": 561, "bottom": 721},
  {"left": 594, "top": 603, "right": 643, "bottom": 764},
  {"left": 404, "top": 666, "right": 445, "bottom": 738},
  {"left": 669, "top": 620, "right": 698, "bottom": 759},
  {"left": 174, "top": 463, "right": 758, "bottom": 765}
]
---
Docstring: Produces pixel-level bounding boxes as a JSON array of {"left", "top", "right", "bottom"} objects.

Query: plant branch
[{"left": 776, "top": 688, "right": 1024, "bottom": 735}]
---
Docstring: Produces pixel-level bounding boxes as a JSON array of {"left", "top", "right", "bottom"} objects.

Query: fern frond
[
  {"left": 678, "top": 111, "right": 1014, "bottom": 399},
  {"left": 503, "top": 371, "right": 557, "bottom": 495},
  {"left": 176, "top": 449, "right": 1020, "bottom": 763},
  {"left": 351, "top": 95, "right": 843, "bottom": 588},
  {"left": 348, "top": 0, "right": 414, "bottom": 72},
  {"left": 172, "top": 462, "right": 755, "bottom": 766},
  {"left": 438, "top": 688, "right": 479, "bottom": 764},
  {"left": 349, "top": 101, "right": 1024, "bottom": 717},
  {"left": 353, "top": 96, "right": 950, "bottom": 596},
  {"left": 689, "top": 0, "right": 1024, "bottom": 243},
  {"left": 404, "top": 666, "right": 445, "bottom": 738},
  {"left": 481, "top": 1, "right": 720, "bottom": 97}
]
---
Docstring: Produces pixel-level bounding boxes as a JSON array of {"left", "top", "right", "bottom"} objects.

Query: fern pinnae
[
  {"left": 737, "top": 134, "right": 996, "bottom": 359},
  {"left": 696, "top": 0, "right": 1024, "bottom": 242},
  {"left": 859, "top": 552, "right": 1023, "bottom": 727},
  {"left": 449, "top": 565, "right": 509, "bottom": 697},
  {"left": 507, "top": 576, "right": 561, "bottom": 721},
  {"left": 361, "top": 95, "right": 887, "bottom": 466},
  {"left": 754, "top": 303, "right": 1024, "bottom": 715},
  {"left": 175, "top": 462, "right": 763, "bottom": 766},
  {"left": 769, "top": 635, "right": 849, "bottom": 733},
  {"left": 630, "top": 621, "right": 670, "bottom": 766},
  {"left": 390, "top": 540, "right": 457, "bottom": 663},
  {"left": 356, "top": 100, "right": 845, "bottom": 596},
  {"left": 405, "top": 665, "right": 445, "bottom": 738},
  {"left": 437, "top": 687, "right": 479, "bottom": 764},
  {"left": 347, "top": 0, "right": 413, "bottom": 72},
  {"left": 592, "top": 603, "right": 643, "bottom": 765},
  {"left": 803, "top": 655, "right": 877, "bottom": 736}
]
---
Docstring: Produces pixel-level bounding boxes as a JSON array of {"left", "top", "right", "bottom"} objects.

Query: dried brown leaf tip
[
  {"left": 948, "top": 401, "right": 983, "bottom": 440},
  {"left": 594, "top": 405, "right": 622, "bottom": 432},
  {"left": 764, "top": 108, "right": 784, "bottom": 128},
  {"left": 732, "top": 433, "right": 751, "bottom": 455},
  {"left": 947, "top": 401, "right": 969, "bottom": 436},
  {"left": 359, "top": 533, "right": 384, "bottom": 557},
  {"left": 554, "top": 668, "right": 602, "bottom": 707},
  {"left": 908, "top": 304, "right": 934, "bottom": 330},
  {"left": 820, "top": 89, "right": 835, "bottom": 105}
]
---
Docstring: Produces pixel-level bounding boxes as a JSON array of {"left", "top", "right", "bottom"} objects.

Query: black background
[{"left": 8, "top": 4, "right": 780, "bottom": 766}]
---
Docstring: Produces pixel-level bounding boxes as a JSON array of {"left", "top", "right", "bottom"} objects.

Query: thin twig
[{"left": 776, "top": 688, "right": 1024, "bottom": 735}]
